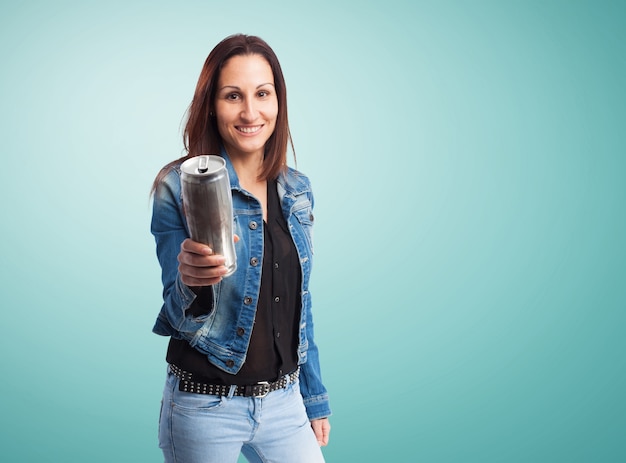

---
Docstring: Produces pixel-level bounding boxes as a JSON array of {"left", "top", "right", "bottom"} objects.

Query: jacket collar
[{"left": 219, "top": 146, "right": 309, "bottom": 197}]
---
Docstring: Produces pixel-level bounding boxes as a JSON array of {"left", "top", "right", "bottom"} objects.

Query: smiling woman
[
  {"left": 149, "top": 34, "right": 331, "bottom": 463},
  {"left": 214, "top": 54, "right": 279, "bottom": 163}
]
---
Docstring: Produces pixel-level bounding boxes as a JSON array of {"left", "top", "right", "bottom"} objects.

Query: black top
[{"left": 166, "top": 180, "right": 301, "bottom": 385}]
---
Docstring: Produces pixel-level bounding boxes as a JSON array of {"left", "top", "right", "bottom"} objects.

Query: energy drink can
[{"left": 180, "top": 155, "right": 237, "bottom": 277}]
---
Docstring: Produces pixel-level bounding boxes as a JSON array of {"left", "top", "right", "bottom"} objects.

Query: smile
[{"left": 237, "top": 125, "right": 262, "bottom": 134}]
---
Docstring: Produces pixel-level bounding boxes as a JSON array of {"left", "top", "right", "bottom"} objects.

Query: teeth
[{"left": 238, "top": 126, "right": 261, "bottom": 134}]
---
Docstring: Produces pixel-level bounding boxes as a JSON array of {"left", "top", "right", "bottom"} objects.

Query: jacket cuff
[
  {"left": 175, "top": 273, "right": 197, "bottom": 312},
  {"left": 303, "top": 393, "right": 331, "bottom": 421}
]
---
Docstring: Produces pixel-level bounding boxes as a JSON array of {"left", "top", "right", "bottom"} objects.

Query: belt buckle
[{"left": 245, "top": 381, "right": 270, "bottom": 398}]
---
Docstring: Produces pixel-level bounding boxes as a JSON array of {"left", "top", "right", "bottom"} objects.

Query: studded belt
[{"left": 169, "top": 364, "right": 299, "bottom": 398}]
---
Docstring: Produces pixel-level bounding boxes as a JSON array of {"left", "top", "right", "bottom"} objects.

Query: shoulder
[
  {"left": 155, "top": 162, "right": 182, "bottom": 187},
  {"left": 153, "top": 163, "right": 183, "bottom": 201},
  {"left": 279, "top": 166, "right": 312, "bottom": 195}
]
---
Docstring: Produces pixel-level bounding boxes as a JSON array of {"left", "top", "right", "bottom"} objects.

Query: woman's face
[{"left": 214, "top": 54, "right": 278, "bottom": 161}]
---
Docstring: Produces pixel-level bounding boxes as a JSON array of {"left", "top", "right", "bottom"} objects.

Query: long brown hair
[{"left": 152, "top": 34, "right": 294, "bottom": 192}]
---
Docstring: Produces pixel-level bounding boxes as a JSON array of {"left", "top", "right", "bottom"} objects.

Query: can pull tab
[{"left": 197, "top": 156, "right": 209, "bottom": 174}]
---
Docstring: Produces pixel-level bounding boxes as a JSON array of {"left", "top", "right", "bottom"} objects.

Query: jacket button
[
  {"left": 249, "top": 221, "right": 258, "bottom": 230},
  {"left": 237, "top": 327, "right": 245, "bottom": 336},
  {"left": 226, "top": 360, "right": 235, "bottom": 368},
  {"left": 274, "top": 296, "right": 280, "bottom": 303},
  {"left": 309, "top": 213, "right": 314, "bottom": 221},
  {"left": 243, "top": 296, "right": 252, "bottom": 305},
  {"left": 250, "top": 257, "right": 258, "bottom": 266}
]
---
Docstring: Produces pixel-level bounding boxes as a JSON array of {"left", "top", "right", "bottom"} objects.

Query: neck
[{"left": 227, "top": 151, "right": 264, "bottom": 185}]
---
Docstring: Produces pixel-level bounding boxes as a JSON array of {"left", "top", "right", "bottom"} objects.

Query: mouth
[{"left": 236, "top": 125, "right": 263, "bottom": 134}]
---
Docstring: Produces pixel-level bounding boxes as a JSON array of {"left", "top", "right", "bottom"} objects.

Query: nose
[{"left": 240, "top": 98, "right": 258, "bottom": 121}]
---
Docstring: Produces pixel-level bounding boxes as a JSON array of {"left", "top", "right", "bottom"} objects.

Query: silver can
[{"left": 180, "top": 155, "right": 237, "bottom": 277}]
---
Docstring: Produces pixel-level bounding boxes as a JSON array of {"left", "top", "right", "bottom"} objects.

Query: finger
[
  {"left": 179, "top": 261, "right": 228, "bottom": 287},
  {"left": 316, "top": 428, "right": 328, "bottom": 446},
  {"left": 179, "top": 260, "right": 228, "bottom": 279},
  {"left": 321, "top": 421, "right": 331, "bottom": 446},
  {"left": 180, "top": 273, "right": 223, "bottom": 287},
  {"left": 181, "top": 238, "right": 213, "bottom": 255},
  {"left": 318, "top": 419, "right": 330, "bottom": 446},
  {"left": 178, "top": 251, "right": 226, "bottom": 268},
  {"left": 311, "top": 420, "right": 329, "bottom": 446},
  {"left": 312, "top": 423, "right": 323, "bottom": 445}
]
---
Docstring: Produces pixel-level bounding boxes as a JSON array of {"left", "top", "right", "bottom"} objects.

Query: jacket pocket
[{"left": 292, "top": 202, "right": 314, "bottom": 254}]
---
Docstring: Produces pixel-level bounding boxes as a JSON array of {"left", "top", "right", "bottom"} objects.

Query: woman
[{"left": 150, "top": 34, "right": 331, "bottom": 462}]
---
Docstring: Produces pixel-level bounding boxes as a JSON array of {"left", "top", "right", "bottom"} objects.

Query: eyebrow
[{"left": 218, "top": 83, "right": 275, "bottom": 91}]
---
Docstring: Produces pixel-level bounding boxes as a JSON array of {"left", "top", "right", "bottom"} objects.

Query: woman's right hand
[{"left": 177, "top": 238, "right": 230, "bottom": 287}]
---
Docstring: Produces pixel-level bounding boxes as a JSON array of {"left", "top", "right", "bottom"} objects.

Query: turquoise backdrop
[{"left": 1, "top": 1, "right": 624, "bottom": 461}]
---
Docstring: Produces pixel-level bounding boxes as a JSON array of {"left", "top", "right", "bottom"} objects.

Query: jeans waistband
[{"left": 169, "top": 364, "right": 299, "bottom": 398}]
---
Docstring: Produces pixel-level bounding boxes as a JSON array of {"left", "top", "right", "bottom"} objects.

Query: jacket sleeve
[
  {"left": 297, "top": 187, "right": 332, "bottom": 420},
  {"left": 299, "top": 302, "right": 332, "bottom": 420},
  {"left": 151, "top": 169, "right": 210, "bottom": 338}
]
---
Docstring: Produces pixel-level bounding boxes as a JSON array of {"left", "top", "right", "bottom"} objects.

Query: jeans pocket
[{"left": 172, "top": 387, "right": 225, "bottom": 413}]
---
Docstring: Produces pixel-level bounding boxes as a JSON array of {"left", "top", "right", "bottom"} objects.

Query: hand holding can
[{"left": 180, "top": 155, "right": 237, "bottom": 277}]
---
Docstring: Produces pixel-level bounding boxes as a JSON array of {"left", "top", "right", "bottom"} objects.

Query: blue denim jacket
[{"left": 151, "top": 150, "right": 331, "bottom": 420}]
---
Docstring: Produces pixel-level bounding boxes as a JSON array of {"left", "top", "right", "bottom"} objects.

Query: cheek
[
  {"left": 264, "top": 97, "right": 278, "bottom": 119},
  {"left": 267, "top": 104, "right": 279, "bottom": 125},
  {"left": 215, "top": 102, "right": 235, "bottom": 123},
  {"left": 215, "top": 110, "right": 233, "bottom": 136}
]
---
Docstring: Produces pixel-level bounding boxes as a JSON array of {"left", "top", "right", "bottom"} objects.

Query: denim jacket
[{"left": 151, "top": 150, "right": 331, "bottom": 420}]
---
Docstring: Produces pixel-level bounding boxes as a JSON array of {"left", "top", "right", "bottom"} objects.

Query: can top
[{"left": 181, "top": 155, "right": 225, "bottom": 176}]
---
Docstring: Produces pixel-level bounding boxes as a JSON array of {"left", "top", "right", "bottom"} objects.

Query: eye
[
  {"left": 258, "top": 90, "right": 270, "bottom": 98},
  {"left": 226, "top": 93, "right": 240, "bottom": 101}
]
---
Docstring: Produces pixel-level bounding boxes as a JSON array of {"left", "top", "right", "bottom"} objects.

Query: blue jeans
[{"left": 158, "top": 369, "right": 326, "bottom": 462}]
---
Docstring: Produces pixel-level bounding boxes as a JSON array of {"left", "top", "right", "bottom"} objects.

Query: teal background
[{"left": 1, "top": 0, "right": 624, "bottom": 461}]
